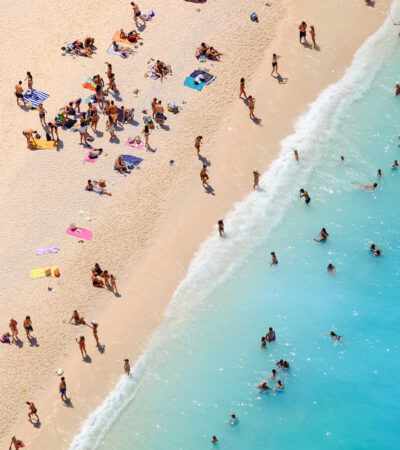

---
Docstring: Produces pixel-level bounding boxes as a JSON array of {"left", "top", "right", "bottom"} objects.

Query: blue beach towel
[
  {"left": 122, "top": 155, "right": 143, "bottom": 166},
  {"left": 24, "top": 89, "right": 50, "bottom": 108},
  {"left": 184, "top": 77, "right": 206, "bottom": 91}
]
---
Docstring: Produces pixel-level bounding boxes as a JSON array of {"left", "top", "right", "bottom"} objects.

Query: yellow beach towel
[
  {"left": 30, "top": 266, "right": 59, "bottom": 279},
  {"left": 28, "top": 138, "right": 58, "bottom": 150}
]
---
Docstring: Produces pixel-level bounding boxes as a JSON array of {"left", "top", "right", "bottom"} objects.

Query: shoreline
[{"left": 0, "top": 0, "right": 392, "bottom": 448}]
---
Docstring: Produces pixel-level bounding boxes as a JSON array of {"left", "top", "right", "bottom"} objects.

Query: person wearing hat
[{"left": 253, "top": 169, "right": 259, "bottom": 189}]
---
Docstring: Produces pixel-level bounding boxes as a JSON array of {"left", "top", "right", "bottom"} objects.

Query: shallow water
[{"left": 71, "top": 4, "right": 400, "bottom": 449}]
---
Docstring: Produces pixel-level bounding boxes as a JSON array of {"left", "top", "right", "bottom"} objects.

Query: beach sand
[{"left": 0, "top": 0, "right": 391, "bottom": 448}]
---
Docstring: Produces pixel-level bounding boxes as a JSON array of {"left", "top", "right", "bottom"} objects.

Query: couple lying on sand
[{"left": 197, "top": 42, "right": 223, "bottom": 61}]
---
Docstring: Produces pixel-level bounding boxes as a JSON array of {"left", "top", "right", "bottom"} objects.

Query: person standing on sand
[
  {"left": 25, "top": 71, "right": 33, "bottom": 94},
  {"left": 142, "top": 125, "right": 150, "bottom": 148},
  {"left": 110, "top": 274, "right": 118, "bottom": 294},
  {"left": 299, "top": 21, "right": 307, "bottom": 44},
  {"left": 26, "top": 401, "right": 39, "bottom": 423},
  {"left": 124, "top": 358, "right": 131, "bottom": 375},
  {"left": 195, "top": 136, "right": 203, "bottom": 156},
  {"left": 200, "top": 165, "right": 209, "bottom": 187},
  {"left": 38, "top": 103, "right": 47, "bottom": 127},
  {"left": 23, "top": 316, "right": 33, "bottom": 339},
  {"left": 76, "top": 336, "right": 88, "bottom": 359},
  {"left": 271, "top": 53, "right": 280, "bottom": 76},
  {"left": 218, "top": 218, "right": 224, "bottom": 237},
  {"left": 60, "top": 377, "right": 67, "bottom": 401},
  {"left": 151, "top": 97, "right": 157, "bottom": 119},
  {"left": 239, "top": 77, "right": 247, "bottom": 99},
  {"left": 310, "top": 25, "right": 316, "bottom": 48},
  {"left": 253, "top": 169, "right": 259, "bottom": 189},
  {"left": 131, "top": 2, "right": 146, "bottom": 27},
  {"left": 9, "top": 318, "right": 18, "bottom": 341},
  {"left": 9, "top": 436, "right": 24, "bottom": 449},
  {"left": 155, "top": 101, "right": 166, "bottom": 126},
  {"left": 15, "top": 81, "right": 26, "bottom": 106},
  {"left": 91, "top": 322, "right": 101, "bottom": 347},
  {"left": 248, "top": 95, "right": 256, "bottom": 120}
]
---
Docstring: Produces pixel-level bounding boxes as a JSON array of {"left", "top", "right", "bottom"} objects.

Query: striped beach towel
[{"left": 23, "top": 89, "right": 49, "bottom": 108}]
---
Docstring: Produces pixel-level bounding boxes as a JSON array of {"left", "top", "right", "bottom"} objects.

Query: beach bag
[
  {"left": 46, "top": 132, "right": 51, "bottom": 141},
  {"left": 250, "top": 12, "right": 258, "bottom": 22},
  {"left": 54, "top": 268, "right": 60, "bottom": 277},
  {"left": 45, "top": 268, "right": 52, "bottom": 277}
]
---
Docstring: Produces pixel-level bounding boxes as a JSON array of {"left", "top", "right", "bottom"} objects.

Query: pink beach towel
[
  {"left": 84, "top": 151, "right": 98, "bottom": 163},
  {"left": 66, "top": 227, "right": 93, "bottom": 240},
  {"left": 125, "top": 138, "right": 145, "bottom": 150}
]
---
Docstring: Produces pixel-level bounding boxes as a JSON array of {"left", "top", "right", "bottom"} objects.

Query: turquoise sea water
[{"left": 72, "top": 5, "right": 400, "bottom": 450}]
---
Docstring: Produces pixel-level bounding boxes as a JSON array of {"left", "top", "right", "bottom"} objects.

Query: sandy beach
[{"left": 0, "top": 0, "right": 391, "bottom": 448}]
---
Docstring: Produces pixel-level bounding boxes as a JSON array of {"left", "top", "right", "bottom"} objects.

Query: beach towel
[
  {"left": 66, "top": 227, "right": 93, "bottom": 240},
  {"left": 84, "top": 151, "right": 98, "bottom": 163},
  {"left": 122, "top": 155, "right": 143, "bottom": 166},
  {"left": 125, "top": 138, "right": 145, "bottom": 149},
  {"left": 107, "top": 43, "right": 132, "bottom": 58},
  {"left": 30, "top": 266, "right": 59, "bottom": 279},
  {"left": 82, "top": 77, "right": 96, "bottom": 91},
  {"left": 184, "top": 76, "right": 206, "bottom": 91},
  {"left": 29, "top": 138, "right": 58, "bottom": 149},
  {"left": 189, "top": 70, "right": 215, "bottom": 85},
  {"left": 112, "top": 30, "right": 136, "bottom": 46},
  {"left": 23, "top": 89, "right": 50, "bottom": 108},
  {"left": 36, "top": 246, "right": 60, "bottom": 255}
]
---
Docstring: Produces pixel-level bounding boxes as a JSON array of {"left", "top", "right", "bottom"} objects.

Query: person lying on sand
[
  {"left": 154, "top": 60, "right": 172, "bottom": 81},
  {"left": 115, "top": 155, "right": 130, "bottom": 175},
  {"left": 73, "top": 43, "right": 93, "bottom": 57},
  {"left": 69, "top": 310, "right": 87, "bottom": 325},
  {"left": 86, "top": 179, "right": 112, "bottom": 196},
  {"left": 112, "top": 41, "right": 133, "bottom": 58},
  {"left": 206, "top": 47, "right": 223, "bottom": 61},
  {"left": 120, "top": 29, "right": 142, "bottom": 42},
  {"left": 92, "top": 273, "right": 105, "bottom": 288}
]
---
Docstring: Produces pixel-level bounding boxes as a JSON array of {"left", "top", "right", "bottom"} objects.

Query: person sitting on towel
[
  {"left": 155, "top": 60, "right": 172, "bottom": 81},
  {"left": 112, "top": 41, "right": 133, "bottom": 58},
  {"left": 120, "top": 29, "right": 142, "bottom": 42},
  {"left": 115, "top": 155, "right": 130, "bottom": 175},
  {"left": 86, "top": 179, "right": 112, "bottom": 196},
  {"left": 84, "top": 37, "right": 95, "bottom": 49},
  {"left": 198, "top": 42, "right": 209, "bottom": 55},
  {"left": 206, "top": 46, "right": 223, "bottom": 61}
]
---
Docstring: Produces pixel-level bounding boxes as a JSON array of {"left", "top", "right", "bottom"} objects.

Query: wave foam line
[{"left": 70, "top": 4, "right": 398, "bottom": 448}]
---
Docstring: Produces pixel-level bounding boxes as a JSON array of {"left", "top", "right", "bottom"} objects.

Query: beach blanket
[
  {"left": 30, "top": 266, "right": 58, "bottom": 279},
  {"left": 125, "top": 138, "right": 145, "bottom": 149},
  {"left": 106, "top": 43, "right": 132, "bottom": 58},
  {"left": 23, "top": 89, "right": 50, "bottom": 108},
  {"left": 36, "top": 246, "right": 60, "bottom": 255},
  {"left": 82, "top": 77, "right": 96, "bottom": 91},
  {"left": 29, "top": 138, "right": 58, "bottom": 149},
  {"left": 184, "top": 76, "right": 206, "bottom": 91},
  {"left": 66, "top": 227, "right": 93, "bottom": 240},
  {"left": 190, "top": 70, "right": 215, "bottom": 85},
  {"left": 112, "top": 30, "right": 136, "bottom": 46},
  {"left": 84, "top": 151, "right": 98, "bottom": 163},
  {"left": 122, "top": 155, "right": 143, "bottom": 166}
]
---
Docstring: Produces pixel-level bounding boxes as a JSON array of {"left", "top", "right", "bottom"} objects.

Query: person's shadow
[
  {"left": 83, "top": 355, "right": 92, "bottom": 363},
  {"left": 272, "top": 73, "right": 288, "bottom": 84},
  {"left": 302, "top": 41, "right": 313, "bottom": 49},
  {"left": 110, "top": 135, "right": 120, "bottom": 144},
  {"left": 204, "top": 184, "right": 215, "bottom": 195},
  {"left": 14, "top": 339, "right": 23, "bottom": 348},
  {"left": 33, "top": 420, "right": 41, "bottom": 429},
  {"left": 62, "top": 398, "right": 73, "bottom": 408},
  {"left": 251, "top": 116, "right": 262, "bottom": 126},
  {"left": 28, "top": 336, "right": 39, "bottom": 347},
  {"left": 199, "top": 155, "right": 211, "bottom": 166},
  {"left": 365, "top": 0, "right": 375, "bottom": 6},
  {"left": 97, "top": 345, "right": 105, "bottom": 354}
]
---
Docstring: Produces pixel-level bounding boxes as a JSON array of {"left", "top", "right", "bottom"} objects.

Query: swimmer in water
[
  {"left": 266, "top": 327, "right": 276, "bottom": 342},
  {"left": 370, "top": 243, "right": 382, "bottom": 254},
  {"left": 374, "top": 248, "right": 382, "bottom": 256},
  {"left": 300, "top": 188, "right": 311, "bottom": 204},
  {"left": 258, "top": 381, "right": 270, "bottom": 390},
  {"left": 327, "top": 263, "right": 336, "bottom": 274},
  {"left": 377, "top": 169, "right": 382, "bottom": 178},
  {"left": 270, "top": 369, "right": 277, "bottom": 380},
  {"left": 230, "top": 413, "right": 237, "bottom": 424},
  {"left": 211, "top": 436, "right": 218, "bottom": 443},
  {"left": 294, "top": 149, "right": 299, "bottom": 161},
  {"left": 275, "top": 380, "right": 284, "bottom": 391},
  {"left": 360, "top": 182, "right": 378, "bottom": 190},
  {"left": 283, "top": 361, "right": 290, "bottom": 369},
  {"left": 392, "top": 160, "right": 399, "bottom": 169},
  {"left": 270, "top": 251, "right": 278, "bottom": 266},
  {"left": 261, "top": 336, "right": 267, "bottom": 348},
  {"left": 314, "top": 227, "right": 329, "bottom": 242},
  {"left": 340, "top": 155, "right": 345, "bottom": 164},
  {"left": 321, "top": 331, "right": 342, "bottom": 341}
]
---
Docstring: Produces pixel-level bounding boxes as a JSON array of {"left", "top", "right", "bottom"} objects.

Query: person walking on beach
[
  {"left": 110, "top": 274, "right": 118, "bottom": 294},
  {"left": 131, "top": 2, "right": 146, "bottom": 27},
  {"left": 270, "top": 252, "right": 278, "bottom": 266},
  {"left": 124, "top": 358, "right": 131, "bottom": 375},
  {"left": 23, "top": 316, "right": 33, "bottom": 339},
  {"left": 26, "top": 401, "right": 39, "bottom": 423},
  {"left": 9, "top": 436, "right": 24, "bottom": 449},
  {"left": 218, "top": 218, "right": 224, "bottom": 237},
  {"left": 60, "top": 377, "right": 67, "bottom": 401},
  {"left": 38, "top": 103, "right": 47, "bottom": 127},
  {"left": 15, "top": 81, "right": 26, "bottom": 106},
  {"left": 310, "top": 25, "right": 316, "bottom": 48},
  {"left": 299, "top": 21, "right": 307, "bottom": 44},
  {"left": 300, "top": 188, "right": 311, "bottom": 204},
  {"left": 9, "top": 318, "right": 18, "bottom": 342},
  {"left": 239, "top": 77, "right": 247, "bottom": 100},
  {"left": 76, "top": 336, "right": 88, "bottom": 359},
  {"left": 25, "top": 71, "right": 33, "bottom": 94},
  {"left": 195, "top": 136, "right": 203, "bottom": 156},
  {"left": 271, "top": 53, "right": 280, "bottom": 76},
  {"left": 200, "top": 165, "right": 209, "bottom": 187},
  {"left": 248, "top": 95, "right": 256, "bottom": 120},
  {"left": 253, "top": 169, "right": 259, "bottom": 189}
]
